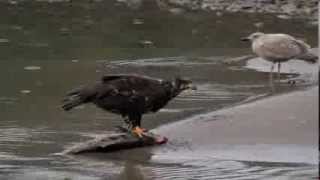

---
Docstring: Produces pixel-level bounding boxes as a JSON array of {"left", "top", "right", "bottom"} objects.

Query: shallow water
[{"left": 0, "top": 1, "right": 318, "bottom": 179}]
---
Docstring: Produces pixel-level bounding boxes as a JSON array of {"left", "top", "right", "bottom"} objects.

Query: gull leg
[
  {"left": 277, "top": 62, "right": 281, "bottom": 83},
  {"left": 269, "top": 63, "right": 275, "bottom": 92}
]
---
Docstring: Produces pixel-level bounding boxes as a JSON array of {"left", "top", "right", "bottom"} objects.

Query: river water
[{"left": 0, "top": 1, "right": 318, "bottom": 179}]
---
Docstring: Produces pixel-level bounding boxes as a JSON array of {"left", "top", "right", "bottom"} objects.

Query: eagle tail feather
[{"left": 62, "top": 91, "right": 84, "bottom": 111}]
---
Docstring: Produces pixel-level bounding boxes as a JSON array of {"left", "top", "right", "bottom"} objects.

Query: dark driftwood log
[{"left": 62, "top": 127, "right": 167, "bottom": 155}]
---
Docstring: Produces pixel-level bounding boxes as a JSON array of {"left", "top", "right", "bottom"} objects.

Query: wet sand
[{"left": 155, "top": 86, "right": 318, "bottom": 164}]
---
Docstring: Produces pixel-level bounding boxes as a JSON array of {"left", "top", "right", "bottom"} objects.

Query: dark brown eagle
[{"left": 62, "top": 74, "right": 196, "bottom": 137}]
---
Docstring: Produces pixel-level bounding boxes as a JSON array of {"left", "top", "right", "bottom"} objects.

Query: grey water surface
[{"left": 0, "top": 1, "right": 318, "bottom": 179}]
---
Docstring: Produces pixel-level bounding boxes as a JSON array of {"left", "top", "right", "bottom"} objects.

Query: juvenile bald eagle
[{"left": 62, "top": 74, "right": 196, "bottom": 137}]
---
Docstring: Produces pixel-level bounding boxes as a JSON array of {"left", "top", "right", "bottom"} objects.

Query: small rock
[
  {"left": 132, "top": 18, "right": 144, "bottom": 25},
  {"left": 216, "top": 11, "right": 223, "bottom": 17},
  {"left": 241, "top": 2, "right": 255, "bottom": 9},
  {"left": 261, "top": 4, "right": 279, "bottom": 13},
  {"left": 281, "top": 3, "right": 297, "bottom": 15},
  {"left": 191, "top": 29, "right": 198, "bottom": 35},
  {"left": 8, "top": 0, "right": 18, "bottom": 5},
  {"left": 83, "top": 19, "right": 95, "bottom": 28},
  {"left": 59, "top": 27, "right": 71, "bottom": 35},
  {"left": 11, "top": 25, "right": 23, "bottom": 30},
  {"left": 116, "top": 0, "right": 142, "bottom": 9},
  {"left": 24, "top": 66, "right": 41, "bottom": 71},
  {"left": 254, "top": 22, "right": 264, "bottom": 29},
  {"left": 20, "top": 90, "right": 31, "bottom": 94},
  {"left": 0, "top": 38, "right": 9, "bottom": 43},
  {"left": 169, "top": 8, "right": 185, "bottom": 15},
  {"left": 71, "top": 59, "right": 79, "bottom": 63},
  {"left": 74, "top": 105, "right": 85, "bottom": 110},
  {"left": 309, "top": 20, "right": 318, "bottom": 26},
  {"left": 226, "top": 4, "right": 241, "bottom": 12},
  {"left": 277, "top": 14, "right": 291, "bottom": 19},
  {"left": 35, "top": 81, "right": 44, "bottom": 87},
  {"left": 139, "top": 40, "right": 154, "bottom": 47}
]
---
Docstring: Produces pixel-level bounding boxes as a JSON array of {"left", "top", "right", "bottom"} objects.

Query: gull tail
[{"left": 296, "top": 50, "right": 318, "bottom": 63}]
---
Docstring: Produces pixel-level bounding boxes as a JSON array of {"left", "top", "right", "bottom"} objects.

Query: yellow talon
[{"left": 132, "top": 126, "right": 146, "bottom": 138}]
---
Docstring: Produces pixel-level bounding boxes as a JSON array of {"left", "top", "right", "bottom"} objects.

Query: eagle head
[{"left": 173, "top": 77, "right": 197, "bottom": 94}]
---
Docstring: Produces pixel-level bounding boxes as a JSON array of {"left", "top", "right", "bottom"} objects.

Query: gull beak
[{"left": 240, "top": 37, "right": 250, "bottom": 41}]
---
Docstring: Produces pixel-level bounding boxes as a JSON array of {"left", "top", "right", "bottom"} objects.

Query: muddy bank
[
  {"left": 0, "top": 0, "right": 318, "bottom": 23},
  {"left": 114, "top": 0, "right": 318, "bottom": 22},
  {"left": 8, "top": 0, "right": 316, "bottom": 20},
  {"left": 159, "top": 0, "right": 318, "bottom": 19},
  {"left": 154, "top": 86, "right": 318, "bottom": 164}
]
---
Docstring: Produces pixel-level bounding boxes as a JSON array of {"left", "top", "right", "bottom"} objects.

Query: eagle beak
[{"left": 187, "top": 84, "right": 197, "bottom": 90}]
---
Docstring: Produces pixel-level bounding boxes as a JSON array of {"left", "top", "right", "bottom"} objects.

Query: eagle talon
[{"left": 132, "top": 126, "right": 146, "bottom": 138}]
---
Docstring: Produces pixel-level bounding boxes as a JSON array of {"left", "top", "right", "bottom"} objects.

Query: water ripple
[
  {"left": 0, "top": 127, "right": 61, "bottom": 147},
  {"left": 141, "top": 159, "right": 317, "bottom": 180},
  {"left": 177, "top": 83, "right": 253, "bottom": 102},
  {"left": 103, "top": 56, "right": 218, "bottom": 68}
]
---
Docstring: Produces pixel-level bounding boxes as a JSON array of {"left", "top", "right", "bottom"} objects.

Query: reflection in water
[
  {"left": 0, "top": 0, "right": 318, "bottom": 179},
  {"left": 118, "top": 162, "right": 145, "bottom": 180}
]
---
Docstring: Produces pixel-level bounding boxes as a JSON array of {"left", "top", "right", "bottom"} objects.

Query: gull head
[{"left": 241, "top": 32, "right": 265, "bottom": 42}]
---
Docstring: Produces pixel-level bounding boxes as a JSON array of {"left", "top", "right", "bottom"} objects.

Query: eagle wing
[
  {"left": 101, "top": 74, "right": 165, "bottom": 96},
  {"left": 101, "top": 74, "right": 172, "bottom": 112},
  {"left": 63, "top": 74, "right": 172, "bottom": 113}
]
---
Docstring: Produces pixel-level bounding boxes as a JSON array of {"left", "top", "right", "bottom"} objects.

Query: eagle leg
[
  {"left": 122, "top": 116, "right": 132, "bottom": 130},
  {"left": 129, "top": 113, "right": 147, "bottom": 138}
]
